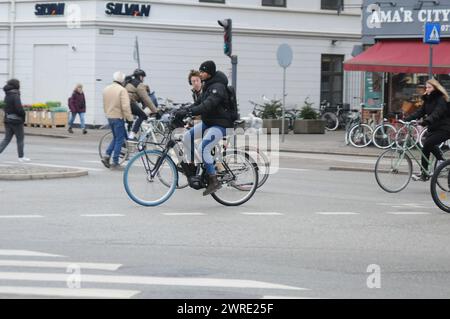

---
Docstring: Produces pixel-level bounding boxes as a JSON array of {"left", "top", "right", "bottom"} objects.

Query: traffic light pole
[{"left": 230, "top": 55, "right": 238, "bottom": 91}]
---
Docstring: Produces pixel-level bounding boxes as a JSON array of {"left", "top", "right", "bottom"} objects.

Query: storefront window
[{"left": 383, "top": 73, "right": 450, "bottom": 117}]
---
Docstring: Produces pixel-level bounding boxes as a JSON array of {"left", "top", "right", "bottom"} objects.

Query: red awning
[{"left": 344, "top": 40, "right": 450, "bottom": 74}]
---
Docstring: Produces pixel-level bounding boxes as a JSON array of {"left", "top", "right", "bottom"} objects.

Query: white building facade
[{"left": 0, "top": 0, "right": 362, "bottom": 125}]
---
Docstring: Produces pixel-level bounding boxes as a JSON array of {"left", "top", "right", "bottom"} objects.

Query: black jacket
[
  {"left": 190, "top": 71, "right": 233, "bottom": 128},
  {"left": 3, "top": 84, "right": 25, "bottom": 123},
  {"left": 406, "top": 90, "right": 450, "bottom": 133}
]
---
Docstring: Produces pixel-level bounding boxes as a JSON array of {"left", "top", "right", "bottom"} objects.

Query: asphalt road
[{"left": 0, "top": 132, "right": 450, "bottom": 299}]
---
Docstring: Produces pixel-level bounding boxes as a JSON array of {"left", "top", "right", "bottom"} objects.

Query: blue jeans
[
  {"left": 69, "top": 112, "right": 85, "bottom": 129},
  {"left": 182, "top": 122, "right": 226, "bottom": 175},
  {"left": 106, "top": 118, "right": 126, "bottom": 165}
]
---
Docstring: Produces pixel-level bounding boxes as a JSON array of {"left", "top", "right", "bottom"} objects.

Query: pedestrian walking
[
  {"left": 68, "top": 84, "right": 87, "bottom": 134},
  {"left": 0, "top": 79, "right": 30, "bottom": 162},
  {"left": 102, "top": 71, "right": 133, "bottom": 170}
]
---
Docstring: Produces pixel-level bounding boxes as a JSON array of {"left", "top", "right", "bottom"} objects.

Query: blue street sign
[{"left": 424, "top": 22, "right": 441, "bottom": 44}]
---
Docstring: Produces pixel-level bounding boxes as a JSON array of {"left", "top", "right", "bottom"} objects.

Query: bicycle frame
[{"left": 392, "top": 123, "right": 434, "bottom": 175}]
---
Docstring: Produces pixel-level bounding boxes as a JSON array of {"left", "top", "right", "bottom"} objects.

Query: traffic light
[{"left": 218, "top": 19, "right": 232, "bottom": 57}]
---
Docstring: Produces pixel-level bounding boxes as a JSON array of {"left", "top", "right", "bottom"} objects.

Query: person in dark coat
[
  {"left": 177, "top": 60, "right": 233, "bottom": 196},
  {"left": 0, "top": 79, "right": 30, "bottom": 162},
  {"left": 405, "top": 78, "right": 450, "bottom": 181},
  {"left": 68, "top": 84, "right": 87, "bottom": 134}
]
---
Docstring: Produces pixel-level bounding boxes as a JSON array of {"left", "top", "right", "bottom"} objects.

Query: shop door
[{"left": 33, "top": 45, "right": 68, "bottom": 105}]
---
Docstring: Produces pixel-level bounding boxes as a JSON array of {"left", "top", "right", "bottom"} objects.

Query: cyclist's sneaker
[
  {"left": 101, "top": 156, "right": 111, "bottom": 168},
  {"left": 412, "top": 173, "right": 429, "bottom": 182},
  {"left": 18, "top": 157, "right": 31, "bottom": 163},
  {"left": 110, "top": 163, "right": 124, "bottom": 171},
  {"left": 436, "top": 160, "right": 445, "bottom": 168},
  {"left": 203, "top": 174, "right": 222, "bottom": 196}
]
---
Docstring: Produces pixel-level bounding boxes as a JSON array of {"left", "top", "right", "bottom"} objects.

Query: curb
[
  {"left": 0, "top": 169, "right": 88, "bottom": 181},
  {"left": 279, "top": 149, "right": 380, "bottom": 158},
  {"left": 329, "top": 166, "right": 374, "bottom": 173},
  {"left": 0, "top": 129, "right": 69, "bottom": 139}
]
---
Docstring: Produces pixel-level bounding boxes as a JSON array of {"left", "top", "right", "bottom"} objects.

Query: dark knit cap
[{"left": 199, "top": 60, "right": 216, "bottom": 76}]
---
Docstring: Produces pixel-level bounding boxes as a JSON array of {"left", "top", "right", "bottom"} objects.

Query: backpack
[{"left": 225, "top": 85, "right": 239, "bottom": 121}]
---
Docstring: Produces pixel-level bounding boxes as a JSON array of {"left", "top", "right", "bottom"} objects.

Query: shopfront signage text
[
  {"left": 35, "top": 3, "right": 65, "bottom": 16},
  {"left": 363, "top": 0, "right": 450, "bottom": 44},
  {"left": 105, "top": 2, "right": 151, "bottom": 17}
]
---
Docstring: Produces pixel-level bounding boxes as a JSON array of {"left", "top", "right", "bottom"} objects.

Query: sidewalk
[{"left": 0, "top": 126, "right": 383, "bottom": 177}]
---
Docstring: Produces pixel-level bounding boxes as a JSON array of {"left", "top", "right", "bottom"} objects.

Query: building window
[
  {"left": 262, "top": 0, "right": 286, "bottom": 7},
  {"left": 199, "top": 0, "right": 225, "bottom": 3},
  {"left": 321, "top": 55, "right": 344, "bottom": 107},
  {"left": 321, "top": 0, "right": 343, "bottom": 11}
]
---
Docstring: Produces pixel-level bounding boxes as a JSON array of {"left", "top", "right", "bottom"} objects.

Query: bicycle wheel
[
  {"left": 244, "top": 147, "right": 270, "bottom": 189},
  {"left": 349, "top": 124, "right": 373, "bottom": 148},
  {"left": 430, "top": 160, "right": 450, "bottom": 213},
  {"left": 395, "top": 126, "right": 419, "bottom": 150},
  {"left": 372, "top": 124, "right": 396, "bottom": 149},
  {"left": 375, "top": 149, "right": 412, "bottom": 193},
  {"left": 211, "top": 150, "right": 259, "bottom": 206},
  {"left": 321, "top": 112, "right": 338, "bottom": 131},
  {"left": 98, "top": 131, "right": 129, "bottom": 164},
  {"left": 123, "top": 150, "right": 178, "bottom": 206}
]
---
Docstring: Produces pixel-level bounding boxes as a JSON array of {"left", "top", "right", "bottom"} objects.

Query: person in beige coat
[{"left": 101, "top": 71, "right": 133, "bottom": 169}]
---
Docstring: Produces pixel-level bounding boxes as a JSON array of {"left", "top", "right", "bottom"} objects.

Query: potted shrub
[
  {"left": 260, "top": 99, "right": 288, "bottom": 134},
  {"left": 293, "top": 98, "right": 325, "bottom": 134}
]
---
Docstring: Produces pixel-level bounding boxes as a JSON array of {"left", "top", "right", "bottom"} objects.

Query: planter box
[
  {"left": 293, "top": 119, "right": 325, "bottom": 134},
  {"left": 26, "top": 111, "right": 41, "bottom": 126},
  {"left": 25, "top": 110, "right": 68, "bottom": 128},
  {"left": 262, "top": 119, "right": 289, "bottom": 134}
]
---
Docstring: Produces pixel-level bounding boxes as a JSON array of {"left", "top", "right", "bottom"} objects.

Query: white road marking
[
  {"left": 386, "top": 212, "right": 431, "bottom": 215},
  {"left": 162, "top": 213, "right": 205, "bottom": 216},
  {"left": 315, "top": 212, "right": 360, "bottom": 215},
  {"left": 81, "top": 214, "right": 125, "bottom": 217},
  {"left": 0, "top": 286, "right": 139, "bottom": 299},
  {"left": 241, "top": 212, "right": 284, "bottom": 216},
  {"left": 262, "top": 295, "right": 320, "bottom": 299},
  {"left": 5, "top": 161, "right": 103, "bottom": 172},
  {"left": 0, "top": 215, "right": 44, "bottom": 219},
  {"left": 0, "top": 260, "right": 122, "bottom": 271},
  {"left": 0, "top": 250, "right": 64, "bottom": 258},
  {"left": 0, "top": 272, "right": 307, "bottom": 290}
]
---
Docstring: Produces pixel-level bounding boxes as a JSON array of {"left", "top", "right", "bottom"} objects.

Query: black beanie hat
[{"left": 199, "top": 60, "right": 216, "bottom": 76}]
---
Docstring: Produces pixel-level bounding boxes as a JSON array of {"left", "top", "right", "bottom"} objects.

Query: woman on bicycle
[{"left": 405, "top": 78, "right": 450, "bottom": 181}]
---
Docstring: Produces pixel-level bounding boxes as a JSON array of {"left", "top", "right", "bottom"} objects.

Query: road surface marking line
[
  {"left": 241, "top": 212, "right": 284, "bottom": 216},
  {"left": 0, "top": 215, "right": 44, "bottom": 219},
  {"left": 81, "top": 214, "right": 125, "bottom": 217},
  {"left": 278, "top": 168, "right": 310, "bottom": 172},
  {"left": 262, "top": 295, "right": 320, "bottom": 299},
  {"left": 0, "top": 272, "right": 307, "bottom": 290},
  {"left": 315, "top": 212, "right": 359, "bottom": 215},
  {"left": 386, "top": 212, "right": 431, "bottom": 215},
  {"left": 0, "top": 286, "right": 139, "bottom": 299},
  {"left": 0, "top": 260, "right": 122, "bottom": 271},
  {"left": 0, "top": 250, "right": 64, "bottom": 258},
  {"left": 162, "top": 213, "right": 205, "bottom": 216},
  {"left": 5, "top": 161, "right": 103, "bottom": 172}
]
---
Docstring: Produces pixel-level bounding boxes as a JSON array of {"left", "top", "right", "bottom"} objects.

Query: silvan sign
[
  {"left": 362, "top": 0, "right": 450, "bottom": 44},
  {"left": 105, "top": 2, "right": 151, "bottom": 17},
  {"left": 35, "top": 3, "right": 65, "bottom": 16}
]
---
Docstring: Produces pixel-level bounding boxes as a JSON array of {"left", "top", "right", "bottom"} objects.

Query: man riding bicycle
[
  {"left": 125, "top": 69, "right": 159, "bottom": 140},
  {"left": 175, "top": 60, "right": 233, "bottom": 196}
]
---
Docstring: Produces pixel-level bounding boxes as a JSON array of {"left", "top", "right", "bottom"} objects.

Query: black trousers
[
  {"left": 421, "top": 130, "right": 449, "bottom": 172},
  {"left": 0, "top": 122, "right": 25, "bottom": 158},
  {"left": 130, "top": 102, "right": 148, "bottom": 134}
]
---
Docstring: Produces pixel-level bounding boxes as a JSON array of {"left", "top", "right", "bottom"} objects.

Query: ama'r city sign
[{"left": 362, "top": 0, "right": 450, "bottom": 44}]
